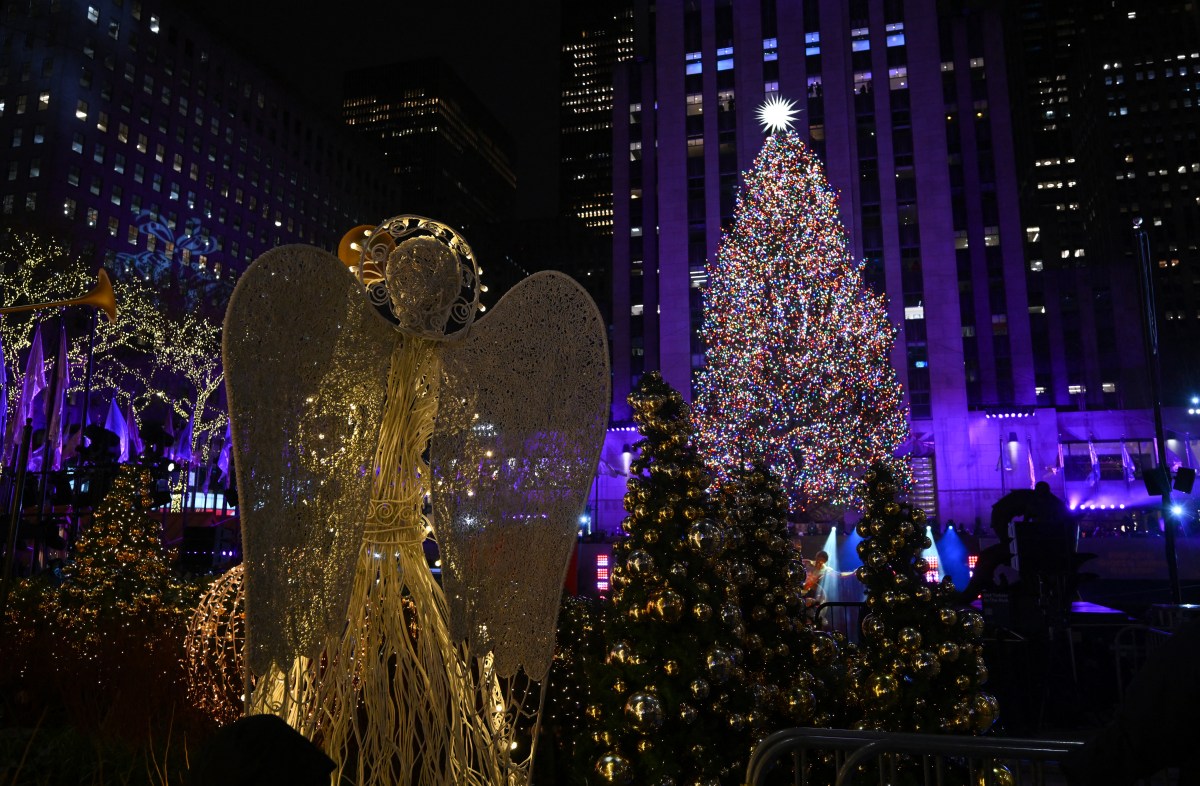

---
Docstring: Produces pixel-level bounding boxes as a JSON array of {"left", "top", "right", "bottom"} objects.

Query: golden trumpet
[{"left": 0, "top": 269, "right": 118, "bottom": 324}]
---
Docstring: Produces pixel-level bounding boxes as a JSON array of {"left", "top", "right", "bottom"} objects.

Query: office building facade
[{"left": 0, "top": 0, "right": 398, "bottom": 315}]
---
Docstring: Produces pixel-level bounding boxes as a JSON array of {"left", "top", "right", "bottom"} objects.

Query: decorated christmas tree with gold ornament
[
  {"left": 586, "top": 371, "right": 746, "bottom": 786},
  {"left": 712, "top": 464, "right": 854, "bottom": 739},
  {"left": 853, "top": 463, "right": 998, "bottom": 734},
  {"left": 54, "top": 463, "right": 190, "bottom": 638}
]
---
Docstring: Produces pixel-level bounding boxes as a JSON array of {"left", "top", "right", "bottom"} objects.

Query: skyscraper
[
  {"left": 343, "top": 58, "right": 517, "bottom": 245},
  {"left": 609, "top": 0, "right": 1041, "bottom": 520},
  {"left": 560, "top": 2, "right": 635, "bottom": 239},
  {"left": 0, "top": 0, "right": 398, "bottom": 314},
  {"left": 1005, "top": 0, "right": 1200, "bottom": 411}
]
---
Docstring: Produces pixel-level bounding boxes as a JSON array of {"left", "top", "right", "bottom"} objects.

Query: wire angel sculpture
[{"left": 222, "top": 215, "right": 610, "bottom": 786}]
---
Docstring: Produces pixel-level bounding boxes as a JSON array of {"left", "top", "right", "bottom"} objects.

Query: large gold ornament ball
[
  {"left": 690, "top": 678, "right": 711, "bottom": 700},
  {"left": 939, "top": 607, "right": 958, "bottom": 626},
  {"left": 912, "top": 650, "right": 941, "bottom": 679},
  {"left": 961, "top": 610, "right": 986, "bottom": 638},
  {"left": 864, "top": 672, "right": 900, "bottom": 712},
  {"left": 679, "top": 702, "right": 698, "bottom": 724},
  {"left": 595, "top": 753, "right": 635, "bottom": 785},
  {"left": 625, "top": 549, "right": 655, "bottom": 575},
  {"left": 692, "top": 602, "right": 713, "bottom": 623},
  {"left": 649, "top": 589, "right": 685, "bottom": 623},
  {"left": 786, "top": 687, "right": 815, "bottom": 720},
  {"left": 811, "top": 633, "right": 839, "bottom": 665},
  {"left": 687, "top": 519, "right": 725, "bottom": 554},
  {"left": 706, "top": 647, "right": 735, "bottom": 683},
  {"left": 624, "top": 691, "right": 665, "bottom": 733},
  {"left": 607, "top": 641, "right": 635, "bottom": 665},
  {"left": 586, "top": 704, "right": 603, "bottom": 720},
  {"left": 971, "top": 692, "right": 1000, "bottom": 732},
  {"left": 612, "top": 678, "right": 628, "bottom": 694},
  {"left": 938, "top": 641, "right": 961, "bottom": 662},
  {"left": 664, "top": 659, "right": 681, "bottom": 676},
  {"left": 896, "top": 627, "right": 922, "bottom": 653}
]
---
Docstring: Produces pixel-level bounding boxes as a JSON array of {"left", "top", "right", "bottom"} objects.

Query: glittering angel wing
[
  {"left": 431, "top": 271, "right": 610, "bottom": 681},
  {"left": 223, "top": 245, "right": 396, "bottom": 677}
]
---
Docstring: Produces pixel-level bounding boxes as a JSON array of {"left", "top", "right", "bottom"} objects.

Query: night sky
[{"left": 179, "top": 1, "right": 563, "bottom": 219}]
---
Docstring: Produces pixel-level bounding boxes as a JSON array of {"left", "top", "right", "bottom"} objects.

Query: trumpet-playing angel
[{"left": 222, "top": 215, "right": 610, "bottom": 786}]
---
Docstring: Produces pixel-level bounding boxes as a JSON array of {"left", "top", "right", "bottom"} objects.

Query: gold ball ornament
[
  {"left": 692, "top": 602, "right": 713, "bottom": 623},
  {"left": 607, "top": 641, "right": 635, "bottom": 665},
  {"left": 938, "top": 641, "right": 961, "bottom": 662},
  {"left": 863, "top": 672, "right": 900, "bottom": 712},
  {"left": 912, "top": 650, "right": 941, "bottom": 679},
  {"left": 811, "top": 633, "right": 839, "bottom": 665},
  {"left": 897, "top": 627, "right": 922, "bottom": 653},
  {"left": 595, "top": 753, "right": 634, "bottom": 785},
  {"left": 706, "top": 647, "right": 735, "bottom": 683},
  {"left": 664, "top": 659, "right": 681, "bottom": 676},
  {"left": 971, "top": 692, "right": 1000, "bottom": 732},
  {"left": 939, "top": 607, "right": 958, "bottom": 626},
  {"left": 624, "top": 691, "right": 666, "bottom": 733},
  {"left": 787, "top": 687, "right": 816, "bottom": 720},
  {"left": 649, "top": 589, "right": 684, "bottom": 623}
]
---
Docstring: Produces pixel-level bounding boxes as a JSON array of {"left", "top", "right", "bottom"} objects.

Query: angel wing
[
  {"left": 431, "top": 271, "right": 610, "bottom": 681},
  {"left": 223, "top": 245, "right": 396, "bottom": 677}
]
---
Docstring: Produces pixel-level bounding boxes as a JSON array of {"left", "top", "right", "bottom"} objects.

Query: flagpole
[
  {"left": 0, "top": 419, "right": 34, "bottom": 628},
  {"left": 1133, "top": 217, "right": 1181, "bottom": 604},
  {"left": 33, "top": 319, "right": 67, "bottom": 572}
]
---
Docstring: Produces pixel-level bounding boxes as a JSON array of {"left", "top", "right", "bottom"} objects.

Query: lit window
[
  {"left": 1068, "top": 384, "right": 1086, "bottom": 395},
  {"left": 87, "top": 6, "right": 99, "bottom": 22},
  {"left": 38, "top": 91, "right": 49, "bottom": 110},
  {"left": 1029, "top": 260, "right": 1044, "bottom": 272},
  {"left": 904, "top": 305, "right": 925, "bottom": 320},
  {"left": 631, "top": 304, "right": 644, "bottom": 316},
  {"left": 75, "top": 99, "right": 87, "bottom": 120},
  {"left": 150, "top": 15, "right": 160, "bottom": 33},
  {"left": 1102, "top": 383, "right": 1117, "bottom": 393}
]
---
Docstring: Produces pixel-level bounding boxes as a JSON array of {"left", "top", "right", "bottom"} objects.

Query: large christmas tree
[
  {"left": 587, "top": 372, "right": 745, "bottom": 786},
  {"left": 694, "top": 128, "right": 909, "bottom": 513},
  {"left": 852, "top": 464, "right": 997, "bottom": 734}
]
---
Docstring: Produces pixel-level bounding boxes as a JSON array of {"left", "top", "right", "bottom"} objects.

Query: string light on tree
[{"left": 694, "top": 129, "right": 910, "bottom": 513}]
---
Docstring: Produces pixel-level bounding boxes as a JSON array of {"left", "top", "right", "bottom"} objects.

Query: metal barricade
[{"left": 745, "top": 727, "right": 1088, "bottom": 786}]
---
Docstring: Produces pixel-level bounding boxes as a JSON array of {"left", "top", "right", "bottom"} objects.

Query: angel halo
[{"left": 223, "top": 214, "right": 610, "bottom": 786}]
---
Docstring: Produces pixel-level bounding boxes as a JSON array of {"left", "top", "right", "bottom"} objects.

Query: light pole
[{"left": 1133, "top": 217, "right": 1182, "bottom": 604}]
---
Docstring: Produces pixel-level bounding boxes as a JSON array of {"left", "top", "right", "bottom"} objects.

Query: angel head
[{"left": 347, "top": 215, "right": 484, "bottom": 341}]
